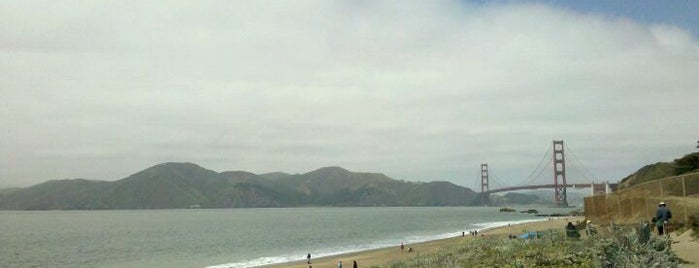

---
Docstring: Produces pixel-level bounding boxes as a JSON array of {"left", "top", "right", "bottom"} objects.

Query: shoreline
[{"left": 258, "top": 216, "right": 583, "bottom": 268}]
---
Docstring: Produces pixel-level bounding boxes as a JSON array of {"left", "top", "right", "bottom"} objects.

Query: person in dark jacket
[
  {"left": 566, "top": 221, "right": 580, "bottom": 238},
  {"left": 655, "top": 201, "right": 672, "bottom": 235}
]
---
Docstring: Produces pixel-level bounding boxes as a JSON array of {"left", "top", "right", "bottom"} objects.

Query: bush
[
  {"left": 382, "top": 226, "right": 679, "bottom": 268},
  {"left": 596, "top": 224, "right": 678, "bottom": 267},
  {"left": 386, "top": 231, "right": 595, "bottom": 268}
]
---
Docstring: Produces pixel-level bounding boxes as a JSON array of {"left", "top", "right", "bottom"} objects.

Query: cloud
[{"left": 1, "top": 1, "right": 698, "bottom": 189}]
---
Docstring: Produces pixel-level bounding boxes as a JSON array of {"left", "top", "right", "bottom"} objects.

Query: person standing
[
  {"left": 307, "top": 253, "right": 311, "bottom": 264},
  {"left": 352, "top": 260, "right": 358, "bottom": 268},
  {"left": 655, "top": 201, "right": 673, "bottom": 235},
  {"left": 337, "top": 260, "right": 343, "bottom": 268}
]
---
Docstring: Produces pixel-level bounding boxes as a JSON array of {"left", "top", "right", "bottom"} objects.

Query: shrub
[
  {"left": 382, "top": 226, "right": 679, "bottom": 268},
  {"left": 596, "top": 224, "right": 679, "bottom": 267}
]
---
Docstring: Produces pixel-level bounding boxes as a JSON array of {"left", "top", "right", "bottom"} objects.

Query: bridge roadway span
[{"left": 484, "top": 183, "right": 610, "bottom": 194}]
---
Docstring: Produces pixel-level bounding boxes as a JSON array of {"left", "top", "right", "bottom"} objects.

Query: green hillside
[
  {"left": 0, "top": 163, "right": 480, "bottom": 210},
  {"left": 618, "top": 152, "right": 699, "bottom": 189}
]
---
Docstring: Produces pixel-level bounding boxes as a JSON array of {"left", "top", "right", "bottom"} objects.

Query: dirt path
[{"left": 672, "top": 230, "right": 699, "bottom": 268}]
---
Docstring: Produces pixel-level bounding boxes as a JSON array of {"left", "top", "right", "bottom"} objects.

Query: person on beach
[
  {"left": 337, "top": 260, "right": 342, "bottom": 268},
  {"left": 307, "top": 253, "right": 311, "bottom": 264},
  {"left": 655, "top": 201, "right": 672, "bottom": 235},
  {"left": 400, "top": 242, "right": 404, "bottom": 252},
  {"left": 566, "top": 222, "right": 580, "bottom": 238},
  {"left": 352, "top": 260, "right": 358, "bottom": 268}
]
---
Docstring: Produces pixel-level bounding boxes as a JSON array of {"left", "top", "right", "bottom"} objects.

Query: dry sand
[{"left": 263, "top": 217, "right": 585, "bottom": 268}]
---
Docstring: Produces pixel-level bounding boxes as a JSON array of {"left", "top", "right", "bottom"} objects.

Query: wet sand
[{"left": 263, "top": 216, "right": 584, "bottom": 268}]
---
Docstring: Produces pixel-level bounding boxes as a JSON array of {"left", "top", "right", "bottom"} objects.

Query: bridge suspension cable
[
  {"left": 521, "top": 158, "right": 552, "bottom": 186},
  {"left": 515, "top": 143, "right": 553, "bottom": 187},
  {"left": 486, "top": 169, "right": 510, "bottom": 189},
  {"left": 564, "top": 143, "right": 596, "bottom": 182},
  {"left": 483, "top": 143, "right": 553, "bottom": 189}
]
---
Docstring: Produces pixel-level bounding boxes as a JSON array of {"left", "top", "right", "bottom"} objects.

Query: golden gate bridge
[{"left": 479, "top": 140, "right": 617, "bottom": 207}]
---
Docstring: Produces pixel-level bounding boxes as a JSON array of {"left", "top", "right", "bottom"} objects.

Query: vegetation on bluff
[
  {"left": 619, "top": 152, "right": 699, "bottom": 190},
  {"left": 378, "top": 225, "right": 679, "bottom": 268}
]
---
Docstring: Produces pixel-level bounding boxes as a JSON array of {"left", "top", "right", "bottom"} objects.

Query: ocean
[{"left": 0, "top": 207, "right": 571, "bottom": 268}]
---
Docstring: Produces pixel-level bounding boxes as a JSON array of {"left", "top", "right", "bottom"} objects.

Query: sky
[{"left": 2, "top": 0, "right": 698, "bottom": 190}]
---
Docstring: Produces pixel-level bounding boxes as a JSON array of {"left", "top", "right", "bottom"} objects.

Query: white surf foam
[{"left": 471, "top": 218, "right": 548, "bottom": 233}]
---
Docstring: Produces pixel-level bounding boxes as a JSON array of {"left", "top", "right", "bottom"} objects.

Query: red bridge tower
[
  {"left": 481, "top": 163, "right": 489, "bottom": 206},
  {"left": 553, "top": 140, "right": 568, "bottom": 207}
]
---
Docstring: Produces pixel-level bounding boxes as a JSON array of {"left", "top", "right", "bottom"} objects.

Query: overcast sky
[{"left": 2, "top": 1, "right": 698, "bottom": 190}]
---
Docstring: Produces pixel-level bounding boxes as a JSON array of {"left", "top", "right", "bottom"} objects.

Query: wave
[
  {"left": 206, "top": 239, "right": 401, "bottom": 268},
  {"left": 471, "top": 218, "right": 548, "bottom": 232}
]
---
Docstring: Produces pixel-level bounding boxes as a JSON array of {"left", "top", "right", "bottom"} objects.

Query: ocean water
[{"left": 0, "top": 207, "right": 571, "bottom": 268}]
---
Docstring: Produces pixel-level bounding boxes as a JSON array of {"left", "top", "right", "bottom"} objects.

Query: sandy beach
[{"left": 264, "top": 217, "right": 584, "bottom": 268}]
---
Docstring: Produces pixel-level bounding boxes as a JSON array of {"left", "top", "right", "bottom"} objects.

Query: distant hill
[
  {"left": 0, "top": 163, "right": 480, "bottom": 210},
  {"left": 618, "top": 152, "right": 699, "bottom": 190},
  {"left": 502, "top": 192, "right": 540, "bottom": 205},
  {"left": 489, "top": 190, "right": 587, "bottom": 207},
  {"left": 0, "top": 187, "right": 20, "bottom": 195}
]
